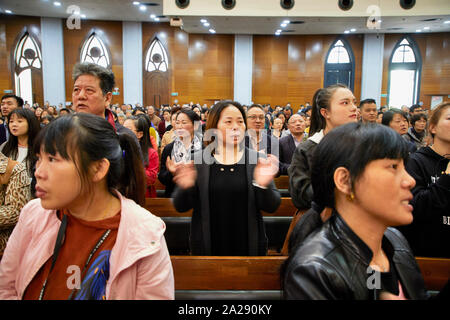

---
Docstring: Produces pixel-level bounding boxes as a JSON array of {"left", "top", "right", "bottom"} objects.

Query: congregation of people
[{"left": 0, "top": 62, "right": 448, "bottom": 300}]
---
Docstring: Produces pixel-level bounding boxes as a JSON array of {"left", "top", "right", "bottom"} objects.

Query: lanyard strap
[{"left": 38, "top": 213, "right": 111, "bottom": 300}]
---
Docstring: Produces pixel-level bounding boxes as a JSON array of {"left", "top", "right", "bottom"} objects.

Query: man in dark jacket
[{"left": 278, "top": 114, "right": 307, "bottom": 175}]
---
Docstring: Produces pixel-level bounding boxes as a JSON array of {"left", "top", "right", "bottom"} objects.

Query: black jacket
[
  {"left": 158, "top": 141, "right": 177, "bottom": 198},
  {"left": 172, "top": 147, "right": 281, "bottom": 256},
  {"left": 278, "top": 134, "right": 297, "bottom": 175},
  {"left": 401, "top": 146, "right": 450, "bottom": 258},
  {"left": 283, "top": 213, "right": 429, "bottom": 300}
]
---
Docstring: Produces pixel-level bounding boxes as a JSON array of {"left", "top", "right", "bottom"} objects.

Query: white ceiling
[{"left": 1, "top": 0, "right": 449, "bottom": 35}]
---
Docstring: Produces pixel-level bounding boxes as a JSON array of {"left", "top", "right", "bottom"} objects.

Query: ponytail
[
  {"left": 118, "top": 133, "right": 146, "bottom": 207},
  {"left": 309, "top": 83, "right": 348, "bottom": 136}
]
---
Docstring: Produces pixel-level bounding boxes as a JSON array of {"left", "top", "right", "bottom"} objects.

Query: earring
[{"left": 346, "top": 192, "right": 355, "bottom": 202}]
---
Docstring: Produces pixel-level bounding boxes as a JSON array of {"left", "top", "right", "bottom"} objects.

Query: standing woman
[
  {"left": 171, "top": 101, "right": 281, "bottom": 256},
  {"left": 283, "top": 122, "right": 428, "bottom": 300},
  {"left": 0, "top": 113, "right": 174, "bottom": 300},
  {"left": 158, "top": 109, "right": 202, "bottom": 198},
  {"left": 402, "top": 102, "right": 450, "bottom": 258},
  {"left": 0, "top": 108, "right": 41, "bottom": 177},
  {"left": 288, "top": 84, "right": 358, "bottom": 210},
  {"left": 271, "top": 117, "right": 284, "bottom": 139},
  {"left": 123, "top": 116, "right": 159, "bottom": 198}
]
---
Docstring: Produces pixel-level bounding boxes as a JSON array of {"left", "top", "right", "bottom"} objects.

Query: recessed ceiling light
[
  {"left": 81, "top": 14, "right": 86, "bottom": 18},
  {"left": 139, "top": 5, "right": 146, "bottom": 11},
  {"left": 209, "top": 29, "right": 216, "bottom": 33},
  {"left": 203, "top": 22, "right": 210, "bottom": 27},
  {"left": 5, "top": 9, "right": 12, "bottom": 14},
  {"left": 276, "top": 29, "right": 282, "bottom": 33},
  {"left": 344, "top": 30, "right": 350, "bottom": 34},
  {"left": 444, "top": 20, "right": 450, "bottom": 24},
  {"left": 53, "top": 1, "right": 61, "bottom": 6},
  {"left": 275, "top": 32, "right": 281, "bottom": 36},
  {"left": 154, "top": 17, "right": 160, "bottom": 21},
  {"left": 283, "top": 20, "right": 290, "bottom": 24},
  {"left": 281, "top": 23, "right": 287, "bottom": 28},
  {"left": 150, "top": 14, "right": 156, "bottom": 18},
  {"left": 423, "top": 26, "right": 430, "bottom": 30},
  {"left": 200, "top": 19, "right": 207, "bottom": 23},
  {"left": 416, "top": 29, "right": 422, "bottom": 32},
  {"left": 133, "top": 1, "right": 140, "bottom": 5},
  {"left": 350, "top": 28, "right": 356, "bottom": 32}
]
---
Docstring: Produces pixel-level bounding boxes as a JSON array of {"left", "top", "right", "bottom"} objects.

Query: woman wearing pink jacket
[{"left": 0, "top": 113, "right": 174, "bottom": 300}]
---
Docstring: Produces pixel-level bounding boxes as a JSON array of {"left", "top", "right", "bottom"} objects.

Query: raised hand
[
  {"left": 173, "top": 161, "right": 197, "bottom": 190},
  {"left": 253, "top": 154, "right": 279, "bottom": 188}
]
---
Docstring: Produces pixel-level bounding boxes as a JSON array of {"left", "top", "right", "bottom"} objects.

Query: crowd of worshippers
[{"left": 0, "top": 62, "right": 448, "bottom": 300}]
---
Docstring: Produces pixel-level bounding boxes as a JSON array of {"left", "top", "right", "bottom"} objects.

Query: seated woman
[
  {"left": 282, "top": 122, "right": 428, "bottom": 300},
  {"left": 123, "top": 116, "right": 159, "bottom": 198},
  {"left": 402, "top": 102, "right": 450, "bottom": 258},
  {"left": 171, "top": 101, "right": 281, "bottom": 256},
  {"left": 158, "top": 109, "right": 202, "bottom": 198},
  {"left": 0, "top": 113, "right": 173, "bottom": 300},
  {"left": 288, "top": 84, "right": 358, "bottom": 210}
]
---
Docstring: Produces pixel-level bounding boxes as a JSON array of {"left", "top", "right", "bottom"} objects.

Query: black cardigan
[{"left": 172, "top": 147, "right": 281, "bottom": 255}]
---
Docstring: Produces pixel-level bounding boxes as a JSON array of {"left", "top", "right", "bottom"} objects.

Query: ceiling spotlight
[
  {"left": 209, "top": 29, "right": 216, "bottom": 33},
  {"left": 200, "top": 19, "right": 207, "bottom": 23},
  {"left": 5, "top": 9, "right": 12, "bottom": 14},
  {"left": 281, "top": 23, "right": 287, "bottom": 27},
  {"left": 444, "top": 20, "right": 450, "bottom": 24},
  {"left": 81, "top": 14, "right": 86, "bottom": 18},
  {"left": 276, "top": 29, "right": 282, "bottom": 33},
  {"left": 283, "top": 20, "right": 290, "bottom": 24},
  {"left": 203, "top": 22, "right": 210, "bottom": 27},
  {"left": 154, "top": 17, "right": 160, "bottom": 21},
  {"left": 139, "top": 5, "right": 146, "bottom": 11},
  {"left": 133, "top": 1, "right": 140, "bottom": 5},
  {"left": 53, "top": 1, "right": 61, "bottom": 6},
  {"left": 416, "top": 29, "right": 422, "bottom": 32},
  {"left": 275, "top": 32, "right": 281, "bottom": 36},
  {"left": 350, "top": 28, "right": 356, "bottom": 32},
  {"left": 344, "top": 30, "right": 350, "bottom": 34},
  {"left": 423, "top": 26, "right": 430, "bottom": 30},
  {"left": 150, "top": 14, "right": 156, "bottom": 18}
]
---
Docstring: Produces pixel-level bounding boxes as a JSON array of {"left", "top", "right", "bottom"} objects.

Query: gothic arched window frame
[
  {"left": 79, "top": 30, "right": 112, "bottom": 69},
  {"left": 387, "top": 36, "right": 422, "bottom": 108},
  {"left": 144, "top": 36, "right": 169, "bottom": 73},
  {"left": 324, "top": 37, "right": 355, "bottom": 91},
  {"left": 11, "top": 28, "right": 42, "bottom": 106}
]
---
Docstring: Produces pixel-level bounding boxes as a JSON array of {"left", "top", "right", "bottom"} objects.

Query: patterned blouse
[{"left": 0, "top": 152, "right": 31, "bottom": 252}]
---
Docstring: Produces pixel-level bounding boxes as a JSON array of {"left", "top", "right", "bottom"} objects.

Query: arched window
[
  {"left": 324, "top": 38, "right": 355, "bottom": 91},
  {"left": 13, "top": 31, "right": 42, "bottom": 105},
  {"left": 144, "top": 37, "right": 169, "bottom": 72},
  {"left": 80, "top": 32, "right": 111, "bottom": 69},
  {"left": 388, "top": 37, "right": 421, "bottom": 108}
]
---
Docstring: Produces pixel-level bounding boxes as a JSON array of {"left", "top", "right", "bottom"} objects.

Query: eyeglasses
[{"left": 247, "top": 115, "right": 265, "bottom": 120}]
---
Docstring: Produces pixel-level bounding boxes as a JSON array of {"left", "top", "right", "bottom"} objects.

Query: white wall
[{"left": 234, "top": 34, "right": 253, "bottom": 105}]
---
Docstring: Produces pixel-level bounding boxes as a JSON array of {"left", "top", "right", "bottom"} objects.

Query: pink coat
[{"left": 0, "top": 192, "right": 174, "bottom": 300}]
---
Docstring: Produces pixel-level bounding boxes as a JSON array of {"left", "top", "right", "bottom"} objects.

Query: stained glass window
[
  {"left": 80, "top": 32, "right": 111, "bottom": 68},
  {"left": 145, "top": 37, "right": 169, "bottom": 72}
]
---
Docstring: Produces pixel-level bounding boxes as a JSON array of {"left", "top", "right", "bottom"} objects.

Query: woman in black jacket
[
  {"left": 402, "top": 102, "right": 450, "bottom": 258},
  {"left": 171, "top": 101, "right": 281, "bottom": 256},
  {"left": 282, "top": 122, "right": 428, "bottom": 300}
]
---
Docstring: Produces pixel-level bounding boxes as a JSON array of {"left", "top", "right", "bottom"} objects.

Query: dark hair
[
  {"left": 409, "top": 104, "right": 422, "bottom": 113},
  {"left": 33, "top": 113, "right": 146, "bottom": 206},
  {"left": 247, "top": 104, "right": 264, "bottom": 112},
  {"left": 72, "top": 62, "right": 115, "bottom": 95},
  {"left": 311, "top": 122, "right": 409, "bottom": 209},
  {"left": 410, "top": 113, "right": 428, "bottom": 126},
  {"left": 1, "top": 94, "right": 24, "bottom": 108},
  {"left": 205, "top": 100, "right": 246, "bottom": 146},
  {"left": 132, "top": 107, "right": 146, "bottom": 115},
  {"left": 310, "top": 83, "right": 348, "bottom": 136},
  {"left": 176, "top": 108, "right": 201, "bottom": 124},
  {"left": 3, "top": 108, "right": 40, "bottom": 174},
  {"left": 125, "top": 115, "right": 152, "bottom": 167},
  {"left": 59, "top": 108, "right": 72, "bottom": 116},
  {"left": 381, "top": 109, "right": 409, "bottom": 127},
  {"left": 359, "top": 98, "right": 376, "bottom": 109}
]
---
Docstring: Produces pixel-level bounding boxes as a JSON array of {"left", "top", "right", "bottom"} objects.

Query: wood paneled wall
[
  {"left": 0, "top": 14, "right": 43, "bottom": 105},
  {"left": 381, "top": 33, "right": 450, "bottom": 109},
  {"left": 63, "top": 19, "right": 123, "bottom": 105},
  {"left": 142, "top": 23, "right": 234, "bottom": 107},
  {"left": 253, "top": 34, "right": 363, "bottom": 112}
]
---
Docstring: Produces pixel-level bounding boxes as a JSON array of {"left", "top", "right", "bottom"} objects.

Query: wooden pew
[
  {"left": 274, "top": 175, "right": 289, "bottom": 190},
  {"left": 171, "top": 255, "right": 450, "bottom": 299},
  {"left": 145, "top": 197, "right": 296, "bottom": 217}
]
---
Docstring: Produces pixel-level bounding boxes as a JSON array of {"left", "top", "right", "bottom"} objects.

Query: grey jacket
[{"left": 172, "top": 147, "right": 281, "bottom": 255}]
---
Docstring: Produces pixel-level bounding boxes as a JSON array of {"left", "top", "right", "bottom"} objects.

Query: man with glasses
[{"left": 245, "top": 104, "right": 275, "bottom": 156}]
